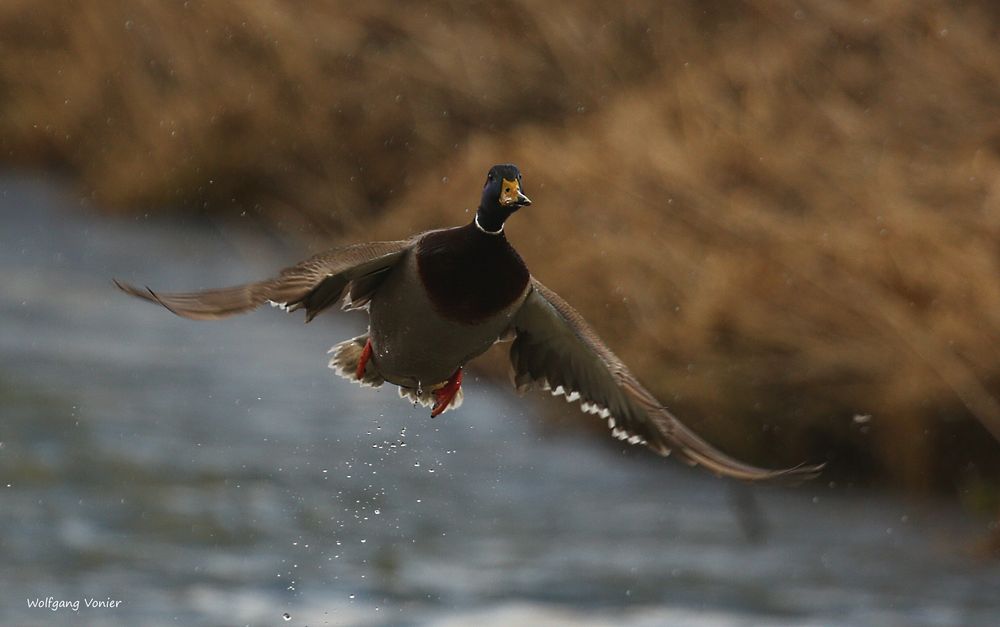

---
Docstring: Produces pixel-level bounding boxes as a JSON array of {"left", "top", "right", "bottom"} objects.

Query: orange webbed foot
[
  {"left": 431, "top": 368, "right": 463, "bottom": 418},
  {"left": 355, "top": 338, "right": 373, "bottom": 380}
]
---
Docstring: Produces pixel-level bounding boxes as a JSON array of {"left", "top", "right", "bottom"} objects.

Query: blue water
[{"left": 1, "top": 174, "right": 998, "bottom": 626}]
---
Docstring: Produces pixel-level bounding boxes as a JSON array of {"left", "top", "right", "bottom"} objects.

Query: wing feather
[
  {"left": 510, "top": 279, "right": 823, "bottom": 481},
  {"left": 115, "top": 240, "right": 410, "bottom": 321}
]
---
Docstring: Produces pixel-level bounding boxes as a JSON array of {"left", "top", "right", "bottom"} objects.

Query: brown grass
[{"left": 3, "top": 0, "right": 1000, "bottom": 490}]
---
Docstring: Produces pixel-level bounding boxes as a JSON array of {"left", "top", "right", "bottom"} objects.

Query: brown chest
[{"left": 416, "top": 226, "right": 530, "bottom": 325}]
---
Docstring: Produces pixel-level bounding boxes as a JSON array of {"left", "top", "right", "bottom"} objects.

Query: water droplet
[{"left": 282, "top": 613, "right": 291, "bottom": 621}]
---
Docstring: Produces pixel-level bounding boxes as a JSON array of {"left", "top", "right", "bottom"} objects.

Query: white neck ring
[{"left": 474, "top": 213, "right": 504, "bottom": 235}]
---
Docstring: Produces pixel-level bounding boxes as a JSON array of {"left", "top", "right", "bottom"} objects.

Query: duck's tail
[
  {"left": 328, "top": 334, "right": 385, "bottom": 388},
  {"left": 397, "top": 384, "right": 463, "bottom": 413}
]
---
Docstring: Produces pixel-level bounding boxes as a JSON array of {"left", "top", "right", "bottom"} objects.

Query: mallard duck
[{"left": 116, "top": 164, "right": 822, "bottom": 481}]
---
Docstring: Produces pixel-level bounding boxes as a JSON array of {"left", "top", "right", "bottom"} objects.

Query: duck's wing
[
  {"left": 115, "top": 240, "right": 411, "bottom": 322},
  {"left": 508, "top": 279, "right": 823, "bottom": 481}
]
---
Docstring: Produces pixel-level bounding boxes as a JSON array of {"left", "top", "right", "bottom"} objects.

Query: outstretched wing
[
  {"left": 115, "top": 240, "right": 411, "bottom": 322},
  {"left": 509, "top": 279, "right": 823, "bottom": 481}
]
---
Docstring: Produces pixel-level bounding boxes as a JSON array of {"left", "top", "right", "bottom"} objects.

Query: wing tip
[
  {"left": 113, "top": 277, "right": 187, "bottom": 318},
  {"left": 112, "top": 278, "right": 142, "bottom": 298},
  {"left": 719, "top": 460, "right": 827, "bottom": 484},
  {"left": 666, "top": 436, "right": 826, "bottom": 483},
  {"left": 142, "top": 285, "right": 183, "bottom": 317},
  {"left": 774, "top": 461, "right": 826, "bottom": 483}
]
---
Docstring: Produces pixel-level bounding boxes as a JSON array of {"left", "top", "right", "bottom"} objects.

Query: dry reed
[{"left": 2, "top": 0, "right": 999, "bottom": 490}]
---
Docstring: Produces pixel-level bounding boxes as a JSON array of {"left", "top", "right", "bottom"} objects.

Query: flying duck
[{"left": 116, "top": 164, "right": 822, "bottom": 481}]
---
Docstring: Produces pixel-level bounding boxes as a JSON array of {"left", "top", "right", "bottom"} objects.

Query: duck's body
[
  {"left": 369, "top": 224, "right": 529, "bottom": 389},
  {"left": 116, "top": 164, "right": 823, "bottom": 482}
]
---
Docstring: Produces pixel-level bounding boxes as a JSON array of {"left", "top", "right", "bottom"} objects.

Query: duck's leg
[
  {"left": 355, "top": 338, "right": 373, "bottom": 380},
  {"left": 431, "top": 368, "right": 464, "bottom": 418}
]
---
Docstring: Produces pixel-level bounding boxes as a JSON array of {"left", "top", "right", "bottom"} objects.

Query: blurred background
[{"left": 2, "top": 1, "right": 1000, "bottom": 625}]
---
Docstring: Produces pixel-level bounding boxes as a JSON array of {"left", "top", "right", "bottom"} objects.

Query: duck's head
[{"left": 475, "top": 163, "right": 531, "bottom": 234}]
